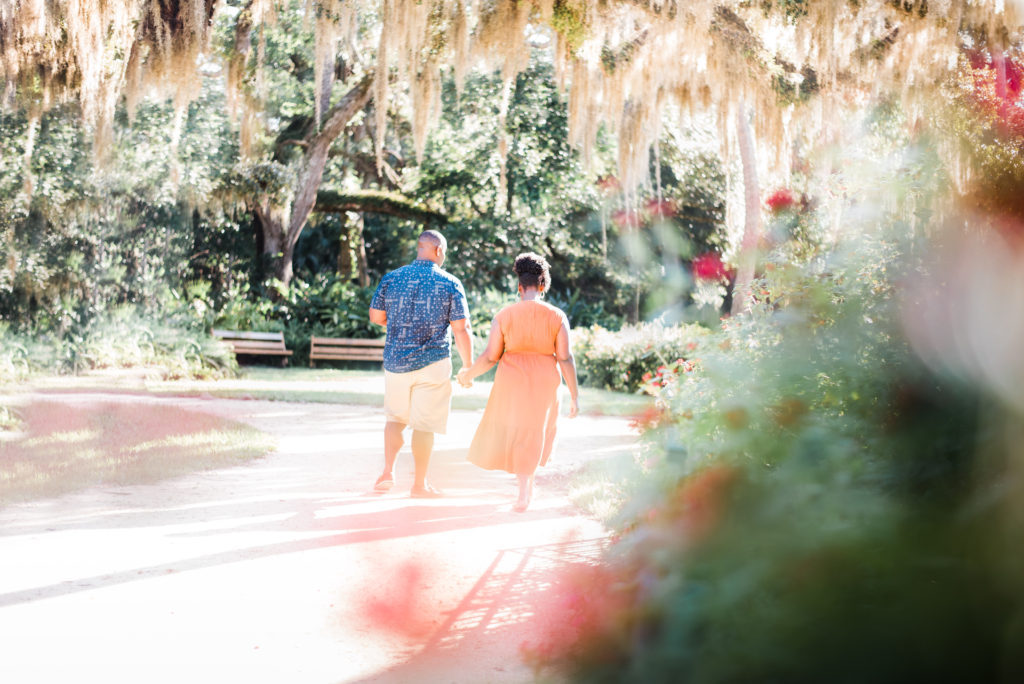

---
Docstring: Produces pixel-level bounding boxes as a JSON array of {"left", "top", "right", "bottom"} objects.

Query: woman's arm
[
  {"left": 555, "top": 320, "right": 580, "bottom": 418},
  {"left": 457, "top": 319, "right": 504, "bottom": 385}
]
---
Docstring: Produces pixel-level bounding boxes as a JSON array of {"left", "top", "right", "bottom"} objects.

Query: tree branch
[
  {"left": 315, "top": 189, "right": 447, "bottom": 225},
  {"left": 286, "top": 73, "right": 375, "bottom": 248}
]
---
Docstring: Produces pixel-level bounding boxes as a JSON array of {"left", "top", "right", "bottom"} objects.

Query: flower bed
[{"left": 573, "top": 321, "right": 710, "bottom": 393}]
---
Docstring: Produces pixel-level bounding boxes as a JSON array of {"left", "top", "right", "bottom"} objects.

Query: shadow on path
[
  {"left": 0, "top": 498, "right": 573, "bottom": 609},
  {"left": 348, "top": 537, "right": 609, "bottom": 684}
]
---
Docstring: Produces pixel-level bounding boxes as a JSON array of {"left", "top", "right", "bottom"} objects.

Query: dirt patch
[{"left": 0, "top": 399, "right": 273, "bottom": 505}]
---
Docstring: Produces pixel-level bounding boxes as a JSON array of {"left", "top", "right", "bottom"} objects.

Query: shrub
[
  {"left": 535, "top": 225, "right": 1024, "bottom": 682},
  {"left": 1, "top": 308, "right": 235, "bottom": 380},
  {"left": 0, "top": 327, "right": 32, "bottom": 384},
  {"left": 210, "top": 275, "right": 382, "bottom": 366},
  {"left": 573, "top": 321, "right": 710, "bottom": 393},
  {"left": 73, "top": 308, "right": 236, "bottom": 378}
]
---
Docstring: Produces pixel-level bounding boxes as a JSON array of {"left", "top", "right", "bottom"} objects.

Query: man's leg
[
  {"left": 408, "top": 359, "right": 450, "bottom": 497},
  {"left": 410, "top": 429, "right": 435, "bottom": 493},
  {"left": 375, "top": 420, "right": 405, "bottom": 490}
]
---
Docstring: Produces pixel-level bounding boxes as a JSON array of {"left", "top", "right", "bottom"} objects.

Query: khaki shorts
[{"left": 383, "top": 358, "right": 453, "bottom": 434}]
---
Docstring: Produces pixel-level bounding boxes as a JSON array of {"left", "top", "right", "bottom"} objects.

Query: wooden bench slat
[
  {"left": 310, "top": 337, "right": 386, "bottom": 347},
  {"left": 309, "top": 336, "right": 386, "bottom": 366},
  {"left": 229, "top": 340, "right": 286, "bottom": 348},
  {"left": 312, "top": 352, "right": 384, "bottom": 360},
  {"left": 214, "top": 330, "right": 287, "bottom": 342},
  {"left": 213, "top": 329, "right": 293, "bottom": 364},
  {"left": 230, "top": 343, "right": 291, "bottom": 352},
  {"left": 233, "top": 349, "right": 293, "bottom": 356}
]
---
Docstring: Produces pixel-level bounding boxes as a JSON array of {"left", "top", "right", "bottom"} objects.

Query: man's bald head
[{"left": 417, "top": 230, "right": 448, "bottom": 265}]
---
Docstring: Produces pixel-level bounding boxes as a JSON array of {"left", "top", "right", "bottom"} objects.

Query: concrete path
[{"left": 0, "top": 392, "right": 637, "bottom": 684}]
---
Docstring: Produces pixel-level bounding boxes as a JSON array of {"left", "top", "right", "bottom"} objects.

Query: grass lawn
[
  {"left": 0, "top": 398, "right": 276, "bottom": 506},
  {"left": 141, "top": 367, "right": 654, "bottom": 417}
]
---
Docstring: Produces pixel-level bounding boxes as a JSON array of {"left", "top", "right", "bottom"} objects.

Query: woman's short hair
[{"left": 514, "top": 252, "right": 551, "bottom": 292}]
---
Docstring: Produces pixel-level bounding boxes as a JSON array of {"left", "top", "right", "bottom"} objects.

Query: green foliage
[
  {"left": 211, "top": 274, "right": 381, "bottom": 366},
  {"left": 0, "top": 307, "right": 235, "bottom": 379},
  {"left": 573, "top": 321, "right": 710, "bottom": 393},
  {"left": 0, "top": 326, "right": 34, "bottom": 384},
  {"left": 551, "top": 0, "right": 588, "bottom": 53},
  {"left": 75, "top": 308, "right": 237, "bottom": 379},
  {"left": 760, "top": 0, "right": 809, "bottom": 20},
  {"left": 942, "top": 50, "right": 1024, "bottom": 216},
  {"left": 404, "top": 60, "right": 729, "bottom": 325},
  {"left": 0, "top": 80, "right": 241, "bottom": 334},
  {"left": 540, "top": 229, "right": 1017, "bottom": 682},
  {"left": 533, "top": 114, "right": 1024, "bottom": 682}
]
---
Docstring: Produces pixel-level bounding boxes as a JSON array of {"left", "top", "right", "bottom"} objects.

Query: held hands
[{"left": 456, "top": 368, "right": 473, "bottom": 388}]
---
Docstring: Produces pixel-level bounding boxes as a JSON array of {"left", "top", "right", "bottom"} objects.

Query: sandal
[{"left": 373, "top": 474, "right": 395, "bottom": 491}]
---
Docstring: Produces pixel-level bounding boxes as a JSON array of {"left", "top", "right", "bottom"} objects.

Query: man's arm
[
  {"left": 369, "top": 307, "right": 387, "bottom": 328},
  {"left": 457, "top": 318, "right": 501, "bottom": 386},
  {"left": 451, "top": 317, "right": 473, "bottom": 369}
]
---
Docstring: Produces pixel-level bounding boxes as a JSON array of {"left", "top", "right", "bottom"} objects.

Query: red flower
[
  {"left": 691, "top": 252, "right": 729, "bottom": 281},
  {"left": 765, "top": 188, "right": 797, "bottom": 213},
  {"left": 611, "top": 209, "right": 641, "bottom": 229},
  {"left": 965, "top": 53, "right": 1024, "bottom": 138},
  {"left": 668, "top": 465, "right": 741, "bottom": 543},
  {"left": 629, "top": 405, "right": 669, "bottom": 432},
  {"left": 645, "top": 198, "right": 676, "bottom": 218},
  {"left": 596, "top": 175, "right": 621, "bottom": 194}
]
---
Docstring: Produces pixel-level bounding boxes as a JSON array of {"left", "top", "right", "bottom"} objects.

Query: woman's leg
[{"left": 514, "top": 471, "right": 534, "bottom": 512}]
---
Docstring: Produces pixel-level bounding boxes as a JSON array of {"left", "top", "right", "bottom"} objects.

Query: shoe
[
  {"left": 409, "top": 484, "right": 443, "bottom": 498},
  {"left": 374, "top": 474, "right": 395, "bottom": 491}
]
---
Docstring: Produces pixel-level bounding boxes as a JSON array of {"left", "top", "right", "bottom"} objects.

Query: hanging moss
[
  {"left": 4, "top": 0, "right": 1023, "bottom": 192},
  {"left": 759, "top": 0, "right": 810, "bottom": 20},
  {"left": 551, "top": 0, "right": 588, "bottom": 54}
]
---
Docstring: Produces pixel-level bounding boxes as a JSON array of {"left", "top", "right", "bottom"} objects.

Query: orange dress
[{"left": 468, "top": 300, "right": 567, "bottom": 476}]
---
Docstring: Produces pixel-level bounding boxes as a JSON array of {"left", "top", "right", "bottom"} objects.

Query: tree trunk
[
  {"left": 274, "top": 241, "right": 295, "bottom": 285},
  {"left": 253, "top": 74, "right": 375, "bottom": 288},
  {"left": 254, "top": 199, "right": 290, "bottom": 287},
  {"left": 731, "top": 102, "right": 761, "bottom": 316},
  {"left": 338, "top": 213, "right": 353, "bottom": 279},
  {"left": 353, "top": 211, "right": 370, "bottom": 287},
  {"left": 285, "top": 74, "right": 374, "bottom": 253}
]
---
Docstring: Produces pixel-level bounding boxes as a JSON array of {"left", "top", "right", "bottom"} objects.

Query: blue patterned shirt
[{"left": 371, "top": 259, "right": 469, "bottom": 373}]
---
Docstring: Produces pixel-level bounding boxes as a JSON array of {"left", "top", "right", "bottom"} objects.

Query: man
[{"left": 368, "top": 229, "right": 473, "bottom": 497}]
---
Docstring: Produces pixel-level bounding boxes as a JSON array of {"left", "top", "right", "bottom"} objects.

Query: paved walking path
[{"left": 0, "top": 392, "right": 637, "bottom": 684}]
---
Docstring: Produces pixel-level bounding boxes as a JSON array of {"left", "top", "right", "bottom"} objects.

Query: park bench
[
  {"left": 309, "top": 336, "right": 385, "bottom": 367},
  {"left": 213, "top": 330, "right": 293, "bottom": 365}
]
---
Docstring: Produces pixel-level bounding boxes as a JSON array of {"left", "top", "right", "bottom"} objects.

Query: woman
[{"left": 456, "top": 252, "right": 580, "bottom": 512}]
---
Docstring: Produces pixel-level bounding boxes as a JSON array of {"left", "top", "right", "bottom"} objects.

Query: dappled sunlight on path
[{"left": 0, "top": 392, "right": 635, "bottom": 684}]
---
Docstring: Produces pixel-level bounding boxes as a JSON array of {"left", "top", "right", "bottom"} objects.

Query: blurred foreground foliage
[{"left": 530, "top": 102, "right": 1024, "bottom": 682}]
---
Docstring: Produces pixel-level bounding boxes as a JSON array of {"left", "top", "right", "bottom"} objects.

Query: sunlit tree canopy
[{"left": 3, "top": 0, "right": 1022, "bottom": 186}]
